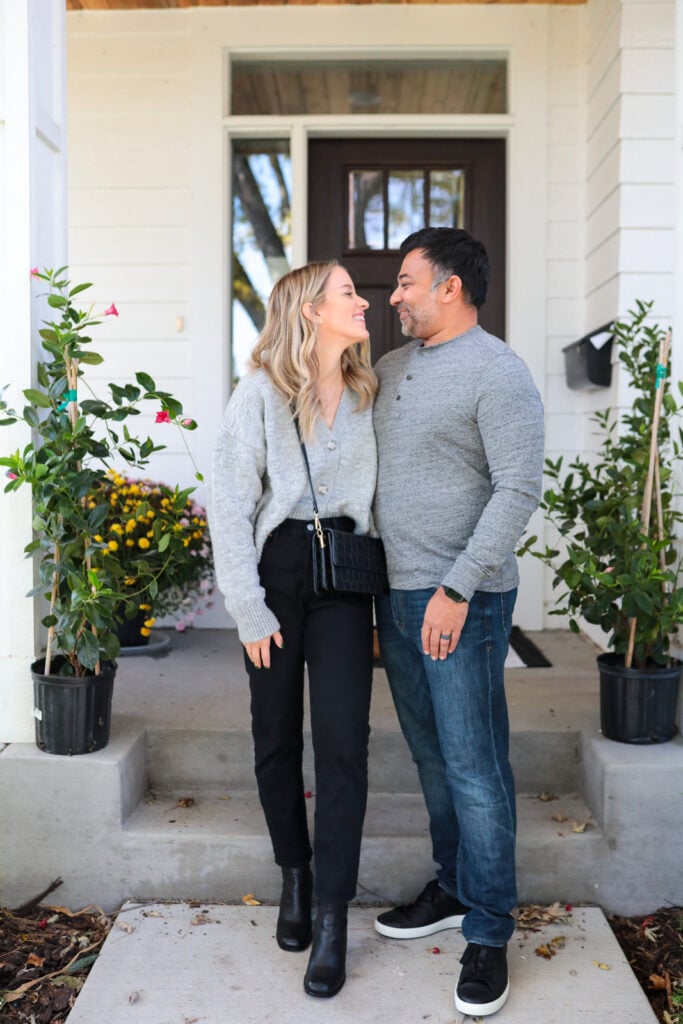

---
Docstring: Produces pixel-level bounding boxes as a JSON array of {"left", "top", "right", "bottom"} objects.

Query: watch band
[{"left": 443, "top": 586, "right": 468, "bottom": 604}]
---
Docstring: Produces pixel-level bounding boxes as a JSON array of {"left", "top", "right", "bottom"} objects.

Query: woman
[{"left": 209, "top": 261, "right": 377, "bottom": 998}]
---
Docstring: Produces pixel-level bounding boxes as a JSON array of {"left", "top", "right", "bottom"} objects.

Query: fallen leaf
[
  {"left": 516, "top": 903, "right": 573, "bottom": 932},
  {"left": 166, "top": 796, "right": 196, "bottom": 812},
  {"left": 571, "top": 820, "right": 593, "bottom": 833},
  {"left": 534, "top": 935, "right": 566, "bottom": 960},
  {"left": 26, "top": 953, "right": 45, "bottom": 968},
  {"left": 191, "top": 915, "right": 217, "bottom": 925},
  {"left": 241, "top": 893, "right": 261, "bottom": 906},
  {"left": 538, "top": 792, "right": 559, "bottom": 802},
  {"left": 219, "top": 795, "right": 231, "bottom": 801},
  {"left": 143, "top": 910, "right": 162, "bottom": 918},
  {"left": 643, "top": 925, "right": 660, "bottom": 943},
  {"left": 535, "top": 944, "right": 555, "bottom": 960},
  {"left": 129, "top": 990, "right": 142, "bottom": 1004},
  {"left": 552, "top": 813, "right": 569, "bottom": 822},
  {"left": 649, "top": 973, "right": 669, "bottom": 991},
  {"left": 116, "top": 920, "right": 135, "bottom": 934},
  {"left": 592, "top": 960, "right": 611, "bottom": 970}
]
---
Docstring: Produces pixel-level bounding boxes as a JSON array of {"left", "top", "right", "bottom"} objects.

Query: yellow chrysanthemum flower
[
  {"left": 182, "top": 537, "right": 191, "bottom": 547},
  {"left": 125, "top": 519, "right": 137, "bottom": 534},
  {"left": 140, "top": 627, "right": 151, "bottom": 637},
  {"left": 143, "top": 618, "right": 156, "bottom": 628},
  {"left": 125, "top": 539, "right": 134, "bottom": 547},
  {"left": 93, "top": 534, "right": 103, "bottom": 543},
  {"left": 111, "top": 523, "right": 124, "bottom": 535},
  {"left": 139, "top": 603, "right": 152, "bottom": 611},
  {"left": 124, "top": 576, "right": 137, "bottom": 585},
  {"left": 138, "top": 537, "right": 150, "bottom": 549},
  {"left": 108, "top": 540, "right": 119, "bottom": 552}
]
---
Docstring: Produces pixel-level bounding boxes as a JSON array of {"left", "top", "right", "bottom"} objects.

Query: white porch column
[{"left": 0, "top": 0, "right": 67, "bottom": 743}]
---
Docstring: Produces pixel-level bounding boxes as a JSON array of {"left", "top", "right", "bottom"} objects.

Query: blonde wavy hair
[{"left": 250, "top": 261, "right": 377, "bottom": 441}]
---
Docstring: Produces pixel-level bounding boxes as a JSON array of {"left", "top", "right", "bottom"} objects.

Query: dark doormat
[
  {"left": 373, "top": 626, "right": 552, "bottom": 669},
  {"left": 508, "top": 626, "right": 552, "bottom": 667}
]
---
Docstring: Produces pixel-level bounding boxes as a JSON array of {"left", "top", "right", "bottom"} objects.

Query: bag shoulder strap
[{"left": 292, "top": 411, "right": 325, "bottom": 548}]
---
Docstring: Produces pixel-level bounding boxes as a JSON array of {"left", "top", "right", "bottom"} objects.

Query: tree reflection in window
[
  {"left": 232, "top": 140, "right": 292, "bottom": 382},
  {"left": 347, "top": 167, "right": 465, "bottom": 252}
]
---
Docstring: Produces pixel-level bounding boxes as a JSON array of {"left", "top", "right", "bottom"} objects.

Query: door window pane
[
  {"left": 388, "top": 171, "right": 425, "bottom": 250},
  {"left": 348, "top": 170, "right": 385, "bottom": 250},
  {"left": 429, "top": 170, "right": 466, "bottom": 230},
  {"left": 232, "top": 140, "right": 291, "bottom": 381},
  {"left": 231, "top": 60, "right": 507, "bottom": 116}
]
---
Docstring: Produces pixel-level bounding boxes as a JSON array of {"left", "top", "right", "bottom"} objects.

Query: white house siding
[
  {"left": 67, "top": 16, "right": 198, "bottom": 493},
  {"left": 0, "top": 0, "right": 67, "bottom": 742}
]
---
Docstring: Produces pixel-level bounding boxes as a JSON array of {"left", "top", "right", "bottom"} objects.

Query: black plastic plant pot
[
  {"left": 116, "top": 605, "right": 150, "bottom": 648},
  {"left": 598, "top": 653, "right": 681, "bottom": 745},
  {"left": 31, "top": 658, "right": 116, "bottom": 756}
]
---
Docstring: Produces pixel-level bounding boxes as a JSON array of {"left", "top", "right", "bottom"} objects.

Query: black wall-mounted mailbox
[{"left": 562, "top": 322, "right": 614, "bottom": 391}]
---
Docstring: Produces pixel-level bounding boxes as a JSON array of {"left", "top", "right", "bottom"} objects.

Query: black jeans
[{"left": 245, "top": 518, "right": 373, "bottom": 903}]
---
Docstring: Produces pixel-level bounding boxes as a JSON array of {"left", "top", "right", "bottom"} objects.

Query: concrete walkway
[{"left": 66, "top": 903, "right": 656, "bottom": 1023}]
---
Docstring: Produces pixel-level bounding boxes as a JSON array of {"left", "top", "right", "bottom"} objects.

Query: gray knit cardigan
[{"left": 208, "top": 369, "right": 377, "bottom": 642}]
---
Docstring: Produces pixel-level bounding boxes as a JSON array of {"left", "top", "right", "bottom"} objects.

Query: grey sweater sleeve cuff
[
  {"left": 230, "top": 598, "right": 281, "bottom": 645},
  {"left": 441, "top": 554, "right": 486, "bottom": 602}
]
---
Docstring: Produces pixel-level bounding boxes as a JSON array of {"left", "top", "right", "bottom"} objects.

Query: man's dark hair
[{"left": 398, "top": 227, "right": 490, "bottom": 309}]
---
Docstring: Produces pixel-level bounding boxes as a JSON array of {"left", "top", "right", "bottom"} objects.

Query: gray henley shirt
[{"left": 373, "top": 324, "right": 545, "bottom": 599}]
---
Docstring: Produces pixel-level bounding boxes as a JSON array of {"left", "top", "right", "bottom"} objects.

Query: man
[{"left": 372, "top": 227, "right": 544, "bottom": 1016}]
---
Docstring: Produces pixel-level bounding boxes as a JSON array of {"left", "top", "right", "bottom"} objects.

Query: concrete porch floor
[{"left": 1, "top": 627, "right": 682, "bottom": 920}]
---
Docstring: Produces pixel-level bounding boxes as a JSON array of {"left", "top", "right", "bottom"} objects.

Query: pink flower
[
  {"left": 155, "top": 410, "right": 171, "bottom": 424},
  {"left": 182, "top": 418, "right": 193, "bottom": 426},
  {"left": 175, "top": 621, "right": 186, "bottom": 632},
  {"left": 104, "top": 303, "right": 119, "bottom": 317},
  {"left": 6, "top": 471, "right": 17, "bottom": 480},
  {"left": 30, "top": 267, "right": 39, "bottom": 277}
]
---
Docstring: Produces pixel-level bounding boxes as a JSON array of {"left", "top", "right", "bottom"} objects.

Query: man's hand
[
  {"left": 244, "top": 630, "right": 284, "bottom": 669},
  {"left": 421, "top": 588, "right": 469, "bottom": 660}
]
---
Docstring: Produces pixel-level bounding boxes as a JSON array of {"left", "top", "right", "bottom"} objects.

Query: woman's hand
[{"left": 244, "top": 631, "right": 284, "bottom": 670}]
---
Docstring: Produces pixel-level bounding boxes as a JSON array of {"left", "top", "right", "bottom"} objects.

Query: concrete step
[
  {"left": 65, "top": 903, "right": 657, "bottom": 1024},
  {"left": 146, "top": 725, "right": 583, "bottom": 795},
  {"left": 121, "top": 788, "right": 605, "bottom": 907}
]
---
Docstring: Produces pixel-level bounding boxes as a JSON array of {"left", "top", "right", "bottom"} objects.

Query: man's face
[{"left": 390, "top": 249, "right": 442, "bottom": 340}]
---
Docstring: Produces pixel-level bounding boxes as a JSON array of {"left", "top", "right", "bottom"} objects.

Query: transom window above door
[
  {"left": 230, "top": 59, "right": 507, "bottom": 116},
  {"left": 348, "top": 167, "right": 465, "bottom": 251}
]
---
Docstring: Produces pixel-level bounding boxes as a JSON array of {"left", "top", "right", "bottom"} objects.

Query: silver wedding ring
[{"left": 440, "top": 633, "right": 451, "bottom": 640}]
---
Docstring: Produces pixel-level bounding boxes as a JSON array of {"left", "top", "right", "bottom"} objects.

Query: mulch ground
[
  {"left": 0, "top": 881, "right": 112, "bottom": 1023},
  {"left": 0, "top": 889, "right": 681, "bottom": 1022},
  {"left": 609, "top": 907, "right": 683, "bottom": 1024}
]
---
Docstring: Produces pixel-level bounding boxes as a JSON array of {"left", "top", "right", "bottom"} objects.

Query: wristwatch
[{"left": 443, "top": 586, "right": 468, "bottom": 604}]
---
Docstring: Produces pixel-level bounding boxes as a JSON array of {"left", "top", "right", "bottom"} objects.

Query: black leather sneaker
[
  {"left": 374, "top": 879, "right": 469, "bottom": 939},
  {"left": 455, "top": 942, "right": 510, "bottom": 1016}
]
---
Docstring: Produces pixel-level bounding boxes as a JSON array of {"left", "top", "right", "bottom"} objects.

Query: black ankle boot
[
  {"left": 303, "top": 902, "right": 347, "bottom": 998},
  {"left": 276, "top": 866, "right": 312, "bottom": 952}
]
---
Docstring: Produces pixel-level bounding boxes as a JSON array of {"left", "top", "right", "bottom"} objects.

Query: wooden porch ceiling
[{"left": 67, "top": 0, "right": 586, "bottom": 9}]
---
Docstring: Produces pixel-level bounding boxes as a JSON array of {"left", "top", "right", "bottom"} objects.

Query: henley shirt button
[
  {"left": 306, "top": 523, "right": 314, "bottom": 531},
  {"left": 317, "top": 484, "right": 328, "bottom": 495},
  {"left": 396, "top": 394, "right": 401, "bottom": 401},
  {"left": 406, "top": 374, "right": 413, "bottom": 380},
  {"left": 327, "top": 440, "right": 337, "bottom": 450}
]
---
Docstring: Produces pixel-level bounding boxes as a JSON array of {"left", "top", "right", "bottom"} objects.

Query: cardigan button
[
  {"left": 317, "top": 484, "right": 328, "bottom": 495},
  {"left": 327, "top": 440, "right": 337, "bottom": 450}
]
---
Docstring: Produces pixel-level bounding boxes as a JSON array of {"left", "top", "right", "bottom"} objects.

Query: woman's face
[{"left": 311, "top": 267, "right": 369, "bottom": 352}]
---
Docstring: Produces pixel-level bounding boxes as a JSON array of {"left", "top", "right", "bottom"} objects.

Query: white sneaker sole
[
  {"left": 374, "top": 912, "right": 466, "bottom": 939},
  {"left": 454, "top": 978, "right": 510, "bottom": 1016}
]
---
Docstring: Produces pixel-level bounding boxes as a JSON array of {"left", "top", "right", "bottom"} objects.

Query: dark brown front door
[{"left": 308, "top": 138, "right": 505, "bottom": 362}]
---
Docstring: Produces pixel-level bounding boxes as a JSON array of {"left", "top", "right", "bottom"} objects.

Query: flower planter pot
[
  {"left": 31, "top": 658, "right": 116, "bottom": 756},
  {"left": 116, "top": 606, "right": 150, "bottom": 648},
  {"left": 598, "top": 653, "right": 681, "bottom": 745}
]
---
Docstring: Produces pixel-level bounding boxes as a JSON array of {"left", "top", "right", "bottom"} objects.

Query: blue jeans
[{"left": 375, "top": 587, "right": 517, "bottom": 946}]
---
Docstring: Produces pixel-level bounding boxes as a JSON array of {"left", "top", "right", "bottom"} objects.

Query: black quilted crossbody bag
[{"left": 293, "top": 416, "right": 389, "bottom": 597}]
